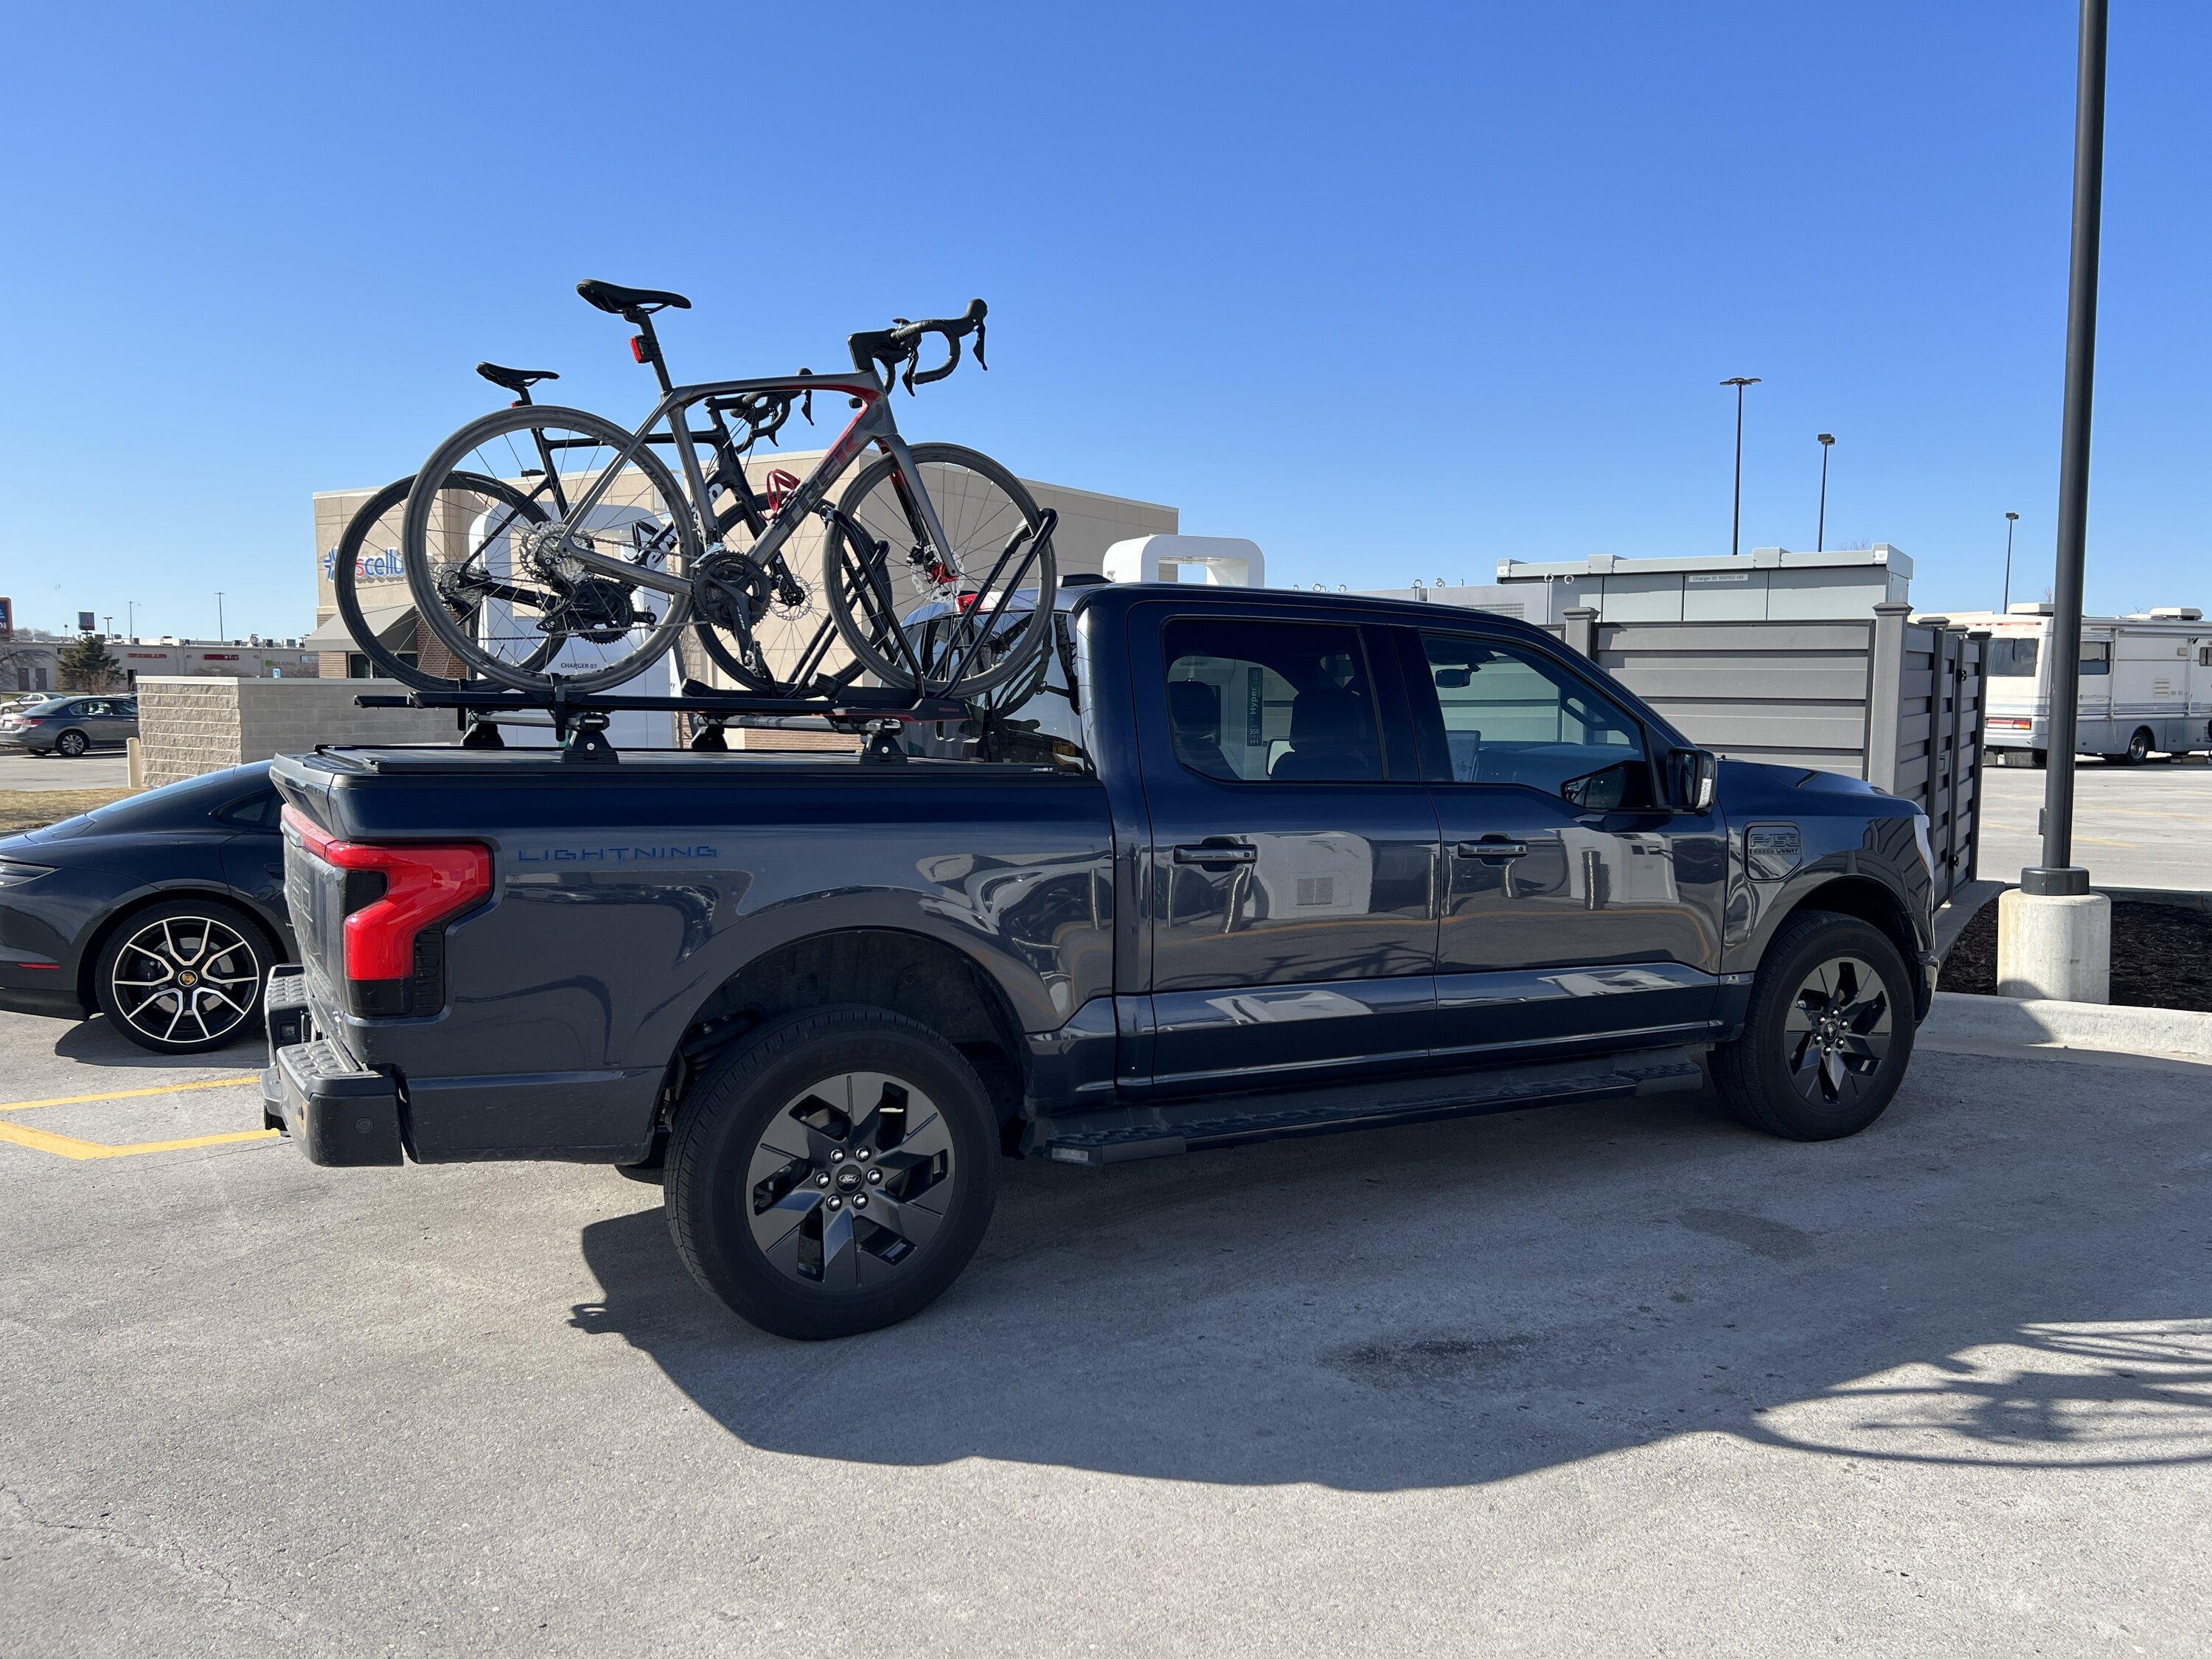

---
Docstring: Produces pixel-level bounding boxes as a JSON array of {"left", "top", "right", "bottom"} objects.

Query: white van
[{"left": 1935, "top": 604, "right": 2212, "bottom": 765}]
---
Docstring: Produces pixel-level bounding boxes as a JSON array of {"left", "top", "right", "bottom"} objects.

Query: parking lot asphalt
[
  {"left": 1979, "top": 759, "right": 2212, "bottom": 891},
  {"left": 0, "top": 750, "right": 132, "bottom": 791},
  {"left": 4, "top": 1006, "right": 2209, "bottom": 1655}
]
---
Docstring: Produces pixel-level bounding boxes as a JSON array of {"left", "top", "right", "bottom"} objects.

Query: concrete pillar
[{"left": 1996, "top": 887, "right": 2112, "bottom": 1004}]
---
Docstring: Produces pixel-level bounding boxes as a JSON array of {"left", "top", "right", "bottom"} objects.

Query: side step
[{"left": 1028, "top": 1048, "right": 1707, "bottom": 1167}]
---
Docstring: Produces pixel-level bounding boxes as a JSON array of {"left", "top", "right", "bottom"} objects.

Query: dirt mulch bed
[
  {"left": 1944, "top": 897, "right": 2212, "bottom": 1013},
  {"left": 0, "top": 787, "right": 134, "bottom": 836}
]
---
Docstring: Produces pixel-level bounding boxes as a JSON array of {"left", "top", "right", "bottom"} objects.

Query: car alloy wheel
[
  {"left": 743, "top": 1070, "right": 957, "bottom": 1290},
  {"left": 1781, "top": 954, "right": 1892, "bottom": 1109},
  {"left": 55, "top": 729, "right": 88, "bottom": 757},
  {"left": 108, "top": 914, "right": 262, "bottom": 1047}
]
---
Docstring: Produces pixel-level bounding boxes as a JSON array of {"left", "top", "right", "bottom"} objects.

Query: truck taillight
[{"left": 283, "top": 806, "right": 490, "bottom": 1012}]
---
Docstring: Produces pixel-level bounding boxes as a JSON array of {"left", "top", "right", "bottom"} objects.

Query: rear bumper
[{"left": 262, "top": 966, "right": 405, "bottom": 1166}]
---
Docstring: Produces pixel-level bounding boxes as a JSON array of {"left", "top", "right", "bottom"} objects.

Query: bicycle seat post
[{"left": 628, "top": 310, "right": 676, "bottom": 397}]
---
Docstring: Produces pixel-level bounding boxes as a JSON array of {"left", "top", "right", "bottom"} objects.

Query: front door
[
  {"left": 1135, "top": 612, "right": 1440, "bottom": 1093},
  {"left": 1399, "top": 627, "right": 1727, "bottom": 1060}
]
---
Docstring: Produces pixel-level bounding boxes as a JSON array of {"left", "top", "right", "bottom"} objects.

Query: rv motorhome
[{"left": 1933, "top": 604, "right": 2212, "bottom": 765}]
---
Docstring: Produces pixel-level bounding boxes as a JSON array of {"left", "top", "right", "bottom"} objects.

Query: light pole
[
  {"left": 1721, "top": 377, "right": 1761, "bottom": 556},
  {"left": 2003, "top": 0, "right": 2110, "bottom": 1006},
  {"left": 215, "top": 592, "right": 226, "bottom": 641},
  {"left": 102, "top": 614, "right": 113, "bottom": 637},
  {"left": 2002, "top": 511, "right": 2020, "bottom": 611},
  {"left": 1816, "top": 434, "right": 1836, "bottom": 551},
  {"left": 126, "top": 600, "right": 137, "bottom": 641}
]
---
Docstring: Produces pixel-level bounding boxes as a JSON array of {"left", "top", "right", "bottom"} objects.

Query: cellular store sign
[{"left": 323, "top": 546, "right": 406, "bottom": 583}]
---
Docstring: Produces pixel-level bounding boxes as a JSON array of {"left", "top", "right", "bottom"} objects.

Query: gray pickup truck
[{"left": 265, "top": 584, "right": 1937, "bottom": 1338}]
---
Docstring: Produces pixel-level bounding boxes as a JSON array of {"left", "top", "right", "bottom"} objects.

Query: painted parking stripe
[
  {"left": 0, "top": 1076, "right": 258, "bottom": 1113},
  {"left": 0, "top": 1121, "right": 279, "bottom": 1161}
]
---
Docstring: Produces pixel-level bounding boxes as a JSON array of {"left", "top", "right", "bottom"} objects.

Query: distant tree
[{"left": 57, "top": 633, "right": 122, "bottom": 690}]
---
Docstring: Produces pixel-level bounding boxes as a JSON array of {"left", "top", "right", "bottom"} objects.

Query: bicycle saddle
[
  {"left": 476, "top": 361, "right": 560, "bottom": 392},
  {"left": 577, "top": 279, "right": 692, "bottom": 317}
]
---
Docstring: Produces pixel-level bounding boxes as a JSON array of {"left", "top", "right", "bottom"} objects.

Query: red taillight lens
[
  {"left": 630, "top": 335, "right": 650, "bottom": 364},
  {"left": 283, "top": 806, "right": 490, "bottom": 986}
]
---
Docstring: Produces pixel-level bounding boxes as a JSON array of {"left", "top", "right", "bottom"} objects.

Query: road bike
[{"left": 397, "top": 281, "right": 1057, "bottom": 699}]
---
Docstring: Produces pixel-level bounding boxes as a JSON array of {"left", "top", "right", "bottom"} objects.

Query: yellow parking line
[
  {"left": 0, "top": 1076, "right": 258, "bottom": 1114},
  {"left": 0, "top": 1121, "right": 279, "bottom": 1160}
]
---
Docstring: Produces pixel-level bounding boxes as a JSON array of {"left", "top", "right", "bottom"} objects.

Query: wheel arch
[
  {"left": 1754, "top": 874, "right": 1927, "bottom": 1020},
  {"left": 669, "top": 926, "right": 1031, "bottom": 1144}
]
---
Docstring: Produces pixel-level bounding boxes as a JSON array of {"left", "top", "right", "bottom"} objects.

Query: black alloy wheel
[
  {"left": 665, "top": 1006, "right": 999, "bottom": 1340},
  {"left": 1711, "top": 911, "right": 1916, "bottom": 1141}
]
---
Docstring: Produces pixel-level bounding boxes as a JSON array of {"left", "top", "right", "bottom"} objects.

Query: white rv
[{"left": 1933, "top": 603, "right": 2212, "bottom": 765}]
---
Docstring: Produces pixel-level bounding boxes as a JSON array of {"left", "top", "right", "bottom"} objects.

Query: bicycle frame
[{"left": 540, "top": 372, "right": 953, "bottom": 608}]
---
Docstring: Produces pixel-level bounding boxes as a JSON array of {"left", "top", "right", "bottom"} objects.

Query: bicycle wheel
[
  {"left": 402, "top": 405, "right": 698, "bottom": 694},
  {"left": 822, "top": 442, "right": 1055, "bottom": 697},
  {"left": 333, "top": 473, "right": 557, "bottom": 691}
]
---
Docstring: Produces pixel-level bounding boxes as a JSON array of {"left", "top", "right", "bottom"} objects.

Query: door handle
[
  {"left": 1173, "top": 841, "right": 1257, "bottom": 866},
  {"left": 1454, "top": 838, "right": 1529, "bottom": 861}
]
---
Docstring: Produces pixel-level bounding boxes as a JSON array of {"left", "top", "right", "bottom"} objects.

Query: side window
[
  {"left": 2079, "top": 641, "right": 2112, "bottom": 676},
  {"left": 1419, "top": 633, "right": 1651, "bottom": 809},
  {"left": 1163, "top": 619, "right": 1382, "bottom": 782},
  {"left": 215, "top": 791, "right": 279, "bottom": 829}
]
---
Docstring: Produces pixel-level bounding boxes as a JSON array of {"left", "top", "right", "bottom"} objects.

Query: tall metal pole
[
  {"left": 1721, "top": 377, "right": 1760, "bottom": 555},
  {"left": 2027, "top": 0, "right": 2106, "bottom": 899},
  {"left": 1816, "top": 434, "right": 1836, "bottom": 551},
  {"left": 215, "top": 592, "right": 226, "bottom": 641},
  {"left": 2002, "top": 511, "right": 2020, "bottom": 611}
]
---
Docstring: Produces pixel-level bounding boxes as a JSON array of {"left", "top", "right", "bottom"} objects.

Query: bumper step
[
  {"left": 269, "top": 1034, "right": 406, "bottom": 1166},
  {"left": 1029, "top": 1048, "right": 1707, "bottom": 1167}
]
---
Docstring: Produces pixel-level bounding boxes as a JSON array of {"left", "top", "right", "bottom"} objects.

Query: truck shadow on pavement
[{"left": 569, "top": 1050, "right": 2212, "bottom": 1491}]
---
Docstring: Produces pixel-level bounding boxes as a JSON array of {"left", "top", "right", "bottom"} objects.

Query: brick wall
[{"left": 137, "top": 678, "right": 458, "bottom": 787}]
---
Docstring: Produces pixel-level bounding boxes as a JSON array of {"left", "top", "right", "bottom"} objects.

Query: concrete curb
[{"left": 1924, "top": 990, "right": 2212, "bottom": 1061}]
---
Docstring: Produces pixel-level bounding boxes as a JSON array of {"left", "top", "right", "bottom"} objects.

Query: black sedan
[{"left": 0, "top": 764, "right": 290, "bottom": 1053}]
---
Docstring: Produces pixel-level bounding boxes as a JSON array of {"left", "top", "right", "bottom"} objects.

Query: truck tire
[
  {"left": 664, "top": 1006, "right": 1000, "bottom": 1340},
  {"left": 1709, "top": 912, "right": 1916, "bottom": 1141}
]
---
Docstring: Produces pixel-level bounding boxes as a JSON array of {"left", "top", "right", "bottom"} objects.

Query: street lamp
[
  {"left": 215, "top": 591, "right": 226, "bottom": 641},
  {"left": 1720, "top": 377, "right": 1761, "bottom": 556},
  {"left": 1816, "top": 434, "right": 1836, "bottom": 551},
  {"left": 2002, "top": 512, "right": 2021, "bottom": 611}
]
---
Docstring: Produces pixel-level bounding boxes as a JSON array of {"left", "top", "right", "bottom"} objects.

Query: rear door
[
  {"left": 1133, "top": 611, "right": 1439, "bottom": 1093},
  {"left": 1401, "top": 627, "right": 1726, "bottom": 1059}
]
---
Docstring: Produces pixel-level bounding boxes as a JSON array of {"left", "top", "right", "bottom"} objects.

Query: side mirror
[{"left": 1665, "top": 748, "right": 1719, "bottom": 814}]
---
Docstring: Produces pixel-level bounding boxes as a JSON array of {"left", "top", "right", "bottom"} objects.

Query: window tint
[
  {"left": 1419, "top": 633, "right": 1650, "bottom": 809},
  {"left": 1986, "top": 639, "right": 2040, "bottom": 677},
  {"left": 1163, "top": 619, "right": 1382, "bottom": 782}
]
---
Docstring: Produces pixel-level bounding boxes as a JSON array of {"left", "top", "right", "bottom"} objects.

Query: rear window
[{"left": 1986, "top": 639, "right": 2039, "bottom": 677}]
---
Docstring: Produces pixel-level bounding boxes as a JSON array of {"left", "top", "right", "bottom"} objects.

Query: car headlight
[{"left": 0, "top": 859, "right": 55, "bottom": 887}]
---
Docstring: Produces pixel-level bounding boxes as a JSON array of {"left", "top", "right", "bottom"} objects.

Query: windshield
[{"left": 1986, "top": 638, "right": 2040, "bottom": 678}]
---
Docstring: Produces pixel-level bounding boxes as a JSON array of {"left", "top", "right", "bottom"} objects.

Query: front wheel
[
  {"left": 823, "top": 442, "right": 1054, "bottom": 697},
  {"left": 1710, "top": 912, "right": 1916, "bottom": 1141},
  {"left": 664, "top": 1006, "right": 1000, "bottom": 1340}
]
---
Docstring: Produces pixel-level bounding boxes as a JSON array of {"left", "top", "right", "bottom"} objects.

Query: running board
[{"left": 1027, "top": 1048, "right": 1707, "bottom": 1167}]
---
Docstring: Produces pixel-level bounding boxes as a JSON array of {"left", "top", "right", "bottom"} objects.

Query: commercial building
[
  {"left": 0, "top": 630, "right": 314, "bottom": 692},
  {"left": 304, "top": 455, "right": 1179, "bottom": 682}
]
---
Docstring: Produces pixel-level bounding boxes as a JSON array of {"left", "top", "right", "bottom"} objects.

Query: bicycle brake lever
[
  {"left": 798, "top": 368, "right": 814, "bottom": 424},
  {"left": 973, "top": 317, "right": 987, "bottom": 371}
]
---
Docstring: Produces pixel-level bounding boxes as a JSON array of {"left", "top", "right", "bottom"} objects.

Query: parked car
[
  {"left": 0, "top": 763, "right": 289, "bottom": 1051},
  {"left": 265, "top": 585, "right": 1937, "bottom": 1339},
  {"left": 0, "top": 694, "right": 140, "bottom": 757}
]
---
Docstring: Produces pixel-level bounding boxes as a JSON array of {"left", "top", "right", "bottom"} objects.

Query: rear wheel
[
  {"left": 402, "top": 405, "right": 698, "bottom": 693},
  {"left": 823, "top": 442, "right": 1054, "bottom": 697},
  {"left": 2104, "top": 726, "right": 2154, "bottom": 765},
  {"left": 94, "top": 898, "right": 273, "bottom": 1054},
  {"left": 1711, "top": 912, "right": 1916, "bottom": 1141},
  {"left": 664, "top": 1006, "right": 999, "bottom": 1339},
  {"left": 334, "top": 473, "right": 557, "bottom": 690},
  {"left": 54, "top": 728, "right": 89, "bottom": 758}
]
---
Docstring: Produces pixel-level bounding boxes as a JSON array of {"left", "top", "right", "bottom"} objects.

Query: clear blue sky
[{"left": 2, "top": 1, "right": 2205, "bottom": 641}]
